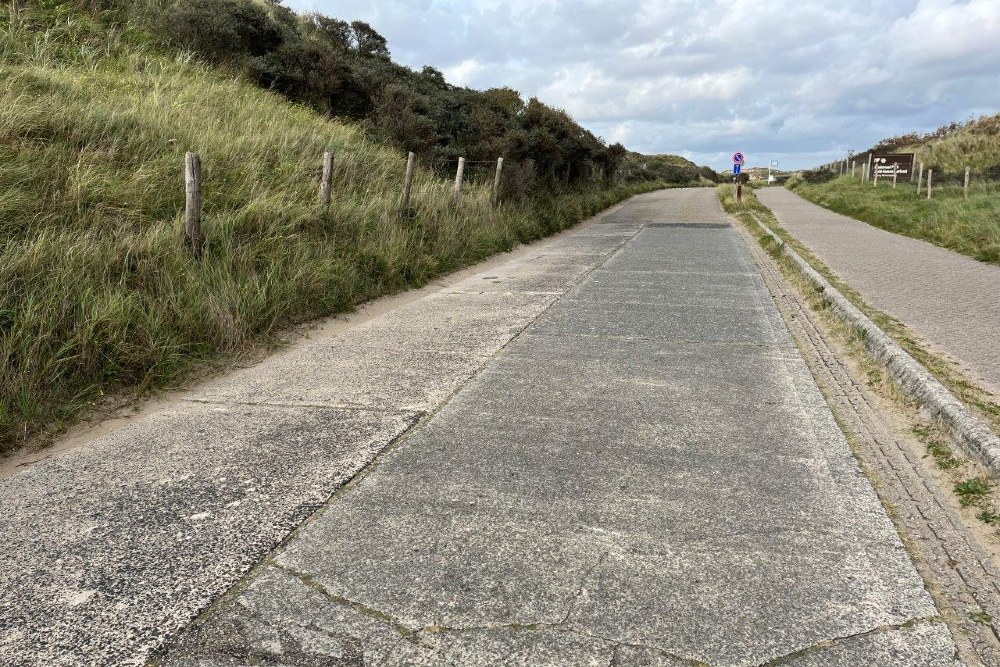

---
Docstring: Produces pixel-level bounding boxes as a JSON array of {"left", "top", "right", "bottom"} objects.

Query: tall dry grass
[
  {"left": 0, "top": 12, "right": 665, "bottom": 450},
  {"left": 907, "top": 115, "right": 1000, "bottom": 172}
]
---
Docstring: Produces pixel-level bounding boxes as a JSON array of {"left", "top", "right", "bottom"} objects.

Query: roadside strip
[{"left": 744, "top": 210, "right": 1000, "bottom": 476}]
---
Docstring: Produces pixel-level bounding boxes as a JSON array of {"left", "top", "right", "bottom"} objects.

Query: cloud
[
  {"left": 284, "top": 0, "right": 1000, "bottom": 169},
  {"left": 889, "top": 0, "right": 1000, "bottom": 64}
]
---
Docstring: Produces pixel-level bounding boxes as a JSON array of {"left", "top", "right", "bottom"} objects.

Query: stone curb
[{"left": 747, "top": 212, "right": 1000, "bottom": 476}]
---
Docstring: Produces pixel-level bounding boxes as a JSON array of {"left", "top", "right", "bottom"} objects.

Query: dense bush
[
  {"left": 77, "top": 0, "right": 642, "bottom": 187},
  {"left": 798, "top": 168, "right": 837, "bottom": 185}
]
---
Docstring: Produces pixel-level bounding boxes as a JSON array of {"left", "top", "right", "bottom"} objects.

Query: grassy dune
[
  {"left": 0, "top": 16, "right": 664, "bottom": 450},
  {"left": 906, "top": 115, "right": 1000, "bottom": 172},
  {"left": 787, "top": 113, "right": 1000, "bottom": 262},
  {"left": 788, "top": 177, "right": 1000, "bottom": 264}
]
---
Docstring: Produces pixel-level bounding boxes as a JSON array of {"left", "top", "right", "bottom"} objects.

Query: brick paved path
[{"left": 757, "top": 187, "right": 1000, "bottom": 395}]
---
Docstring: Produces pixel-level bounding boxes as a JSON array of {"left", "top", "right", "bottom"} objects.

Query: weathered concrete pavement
[
  {"left": 156, "top": 189, "right": 957, "bottom": 666},
  {"left": 0, "top": 189, "right": 958, "bottom": 666},
  {"left": 757, "top": 187, "right": 1000, "bottom": 396}
]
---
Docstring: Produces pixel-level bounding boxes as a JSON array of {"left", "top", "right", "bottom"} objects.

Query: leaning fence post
[
  {"left": 964, "top": 166, "right": 970, "bottom": 199},
  {"left": 184, "top": 152, "right": 203, "bottom": 257},
  {"left": 320, "top": 151, "right": 334, "bottom": 208},
  {"left": 927, "top": 169, "right": 933, "bottom": 199},
  {"left": 917, "top": 162, "right": 924, "bottom": 195},
  {"left": 453, "top": 157, "right": 465, "bottom": 205},
  {"left": 401, "top": 151, "right": 415, "bottom": 211},
  {"left": 491, "top": 157, "right": 504, "bottom": 207}
]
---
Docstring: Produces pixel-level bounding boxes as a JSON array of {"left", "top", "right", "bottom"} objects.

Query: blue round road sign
[{"left": 732, "top": 152, "right": 745, "bottom": 165}]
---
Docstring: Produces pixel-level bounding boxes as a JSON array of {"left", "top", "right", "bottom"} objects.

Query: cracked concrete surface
[
  {"left": 159, "top": 189, "right": 959, "bottom": 666},
  {"left": 0, "top": 195, "right": 645, "bottom": 666}
]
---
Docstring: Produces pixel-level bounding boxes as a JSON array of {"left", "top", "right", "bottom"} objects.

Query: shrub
[{"left": 157, "top": 0, "right": 282, "bottom": 64}]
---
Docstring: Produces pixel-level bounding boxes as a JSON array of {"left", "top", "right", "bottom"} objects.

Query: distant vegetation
[
  {"left": 0, "top": 2, "right": 707, "bottom": 451},
  {"left": 786, "top": 114, "right": 1000, "bottom": 264},
  {"left": 853, "top": 114, "right": 1000, "bottom": 180},
  {"left": 788, "top": 178, "right": 1000, "bottom": 264},
  {"left": 27, "top": 0, "right": 717, "bottom": 192}
]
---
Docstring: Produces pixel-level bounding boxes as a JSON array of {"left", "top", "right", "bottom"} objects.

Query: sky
[{"left": 285, "top": 0, "right": 1000, "bottom": 170}]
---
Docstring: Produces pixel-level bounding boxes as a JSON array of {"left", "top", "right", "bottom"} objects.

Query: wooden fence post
[
  {"left": 851, "top": 161, "right": 856, "bottom": 178},
  {"left": 964, "top": 166, "right": 970, "bottom": 199},
  {"left": 491, "top": 157, "right": 504, "bottom": 207},
  {"left": 892, "top": 168, "right": 898, "bottom": 189},
  {"left": 320, "top": 151, "right": 334, "bottom": 208},
  {"left": 401, "top": 151, "right": 415, "bottom": 211},
  {"left": 453, "top": 157, "right": 466, "bottom": 205},
  {"left": 873, "top": 170, "right": 879, "bottom": 187},
  {"left": 927, "top": 169, "right": 933, "bottom": 199},
  {"left": 917, "top": 162, "right": 924, "bottom": 195},
  {"left": 184, "top": 152, "right": 203, "bottom": 257}
]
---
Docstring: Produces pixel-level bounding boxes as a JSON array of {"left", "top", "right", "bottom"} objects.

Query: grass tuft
[{"left": 954, "top": 477, "right": 991, "bottom": 507}]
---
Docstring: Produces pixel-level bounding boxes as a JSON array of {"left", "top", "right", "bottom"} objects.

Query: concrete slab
[
  {"left": 192, "top": 291, "right": 558, "bottom": 412},
  {"left": 160, "top": 189, "right": 955, "bottom": 666},
  {"left": 528, "top": 298, "right": 792, "bottom": 346},
  {"left": 0, "top": 403, "right": 416, "bottom": 666}
]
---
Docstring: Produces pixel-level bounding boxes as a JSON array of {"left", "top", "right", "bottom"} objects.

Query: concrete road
[
  {"left": 156, "top": 189, "right": 957, "bottom": 666},
  {"left": 757, "top": 187, "right": 1000, "bottom": 396}
]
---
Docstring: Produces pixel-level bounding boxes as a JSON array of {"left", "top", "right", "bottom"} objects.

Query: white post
[
  {"left": 320, "top": 151, "right": 334, "bottom": 208},
  {"left": 927, "top": 169, "right": 933, "bottom": 199},
  {"left": 917, "top": 163, "right": 924, "bottom": 195},
  {"left": 491, "top": 157, "right": 504, "bottom": 207},
  {"left": 892, "top": 168, "right": 897, "bottom": 189},
  {"left": 453, "top": 157, "right": 466, "bottom": 205},
  {"left": 964, "top": 166, "right": 971, "bottom": 199},
  {"left": 851, "top": 161, "right": 856, "bottom": 178}
]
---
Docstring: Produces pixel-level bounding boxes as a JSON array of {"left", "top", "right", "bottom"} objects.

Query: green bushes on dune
[{"left": 0, "top": 6, "right": 679, "bottom": 450}]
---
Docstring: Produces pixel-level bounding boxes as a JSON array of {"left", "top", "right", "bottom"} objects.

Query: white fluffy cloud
[{"left": 286, "top": 0, "right": 1000, "bottom": 169}]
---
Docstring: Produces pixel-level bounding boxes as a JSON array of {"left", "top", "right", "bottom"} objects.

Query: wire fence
[{"left": 807, "top": 157, "right": 1000, "bottom": 199}]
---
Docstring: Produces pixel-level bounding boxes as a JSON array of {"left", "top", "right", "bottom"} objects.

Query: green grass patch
[
  {"left": 976, "top": 510, "right": 1000, "bottom": 525},
  {"left": 955, "top": 477, "right": 991, "bottom": 507},
  {"left": 789, "top": 177, "right": 1000, "bottom": 264}
]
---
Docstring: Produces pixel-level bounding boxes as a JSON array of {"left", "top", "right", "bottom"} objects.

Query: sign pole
[{"left": 732, "top": 151, "right": 744, "bottom": 203}]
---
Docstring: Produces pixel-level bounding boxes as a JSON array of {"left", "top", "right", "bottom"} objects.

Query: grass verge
[{"left": 788, "top": 176, "right": 1000, "bottom": 264}]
